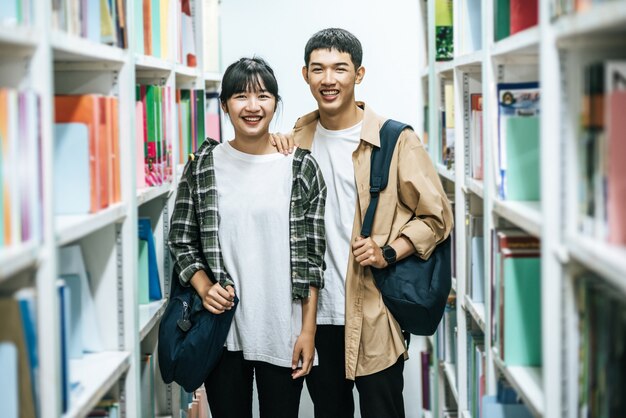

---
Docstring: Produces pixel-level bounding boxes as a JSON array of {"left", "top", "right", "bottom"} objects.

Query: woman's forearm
[{"left": 301, "top": 286, "right": 318, "bottom": 334}]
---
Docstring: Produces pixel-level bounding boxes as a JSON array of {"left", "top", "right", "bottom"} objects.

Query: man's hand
[
  {"left": 291, "top": 330, "right": 315, "bottom": 379},
  {"left": 269, "top": 132, "right": 296, "bottom": 155},
  {"left": 352, "top": 236, "right": 388, "bottom": 269}
]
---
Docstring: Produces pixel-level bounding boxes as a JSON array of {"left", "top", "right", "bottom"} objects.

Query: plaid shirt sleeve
[
  {"left": 301, "top": 153, "right": 327, "bottom": 290},
  {"left": 168, "top": 159, "right": 208, "bottom": 286}
]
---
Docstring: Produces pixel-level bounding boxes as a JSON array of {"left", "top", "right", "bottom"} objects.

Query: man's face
[{"left": 303, "top": 48, "right": 364, "bottom": 117}]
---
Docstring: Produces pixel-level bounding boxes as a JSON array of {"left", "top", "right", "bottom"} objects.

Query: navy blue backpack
[
  {"left": 360, "top": 119, "right": 451, "bottom": 336},
  {"left": 158, "top": 266, "right": 238, "bottom": 392}
]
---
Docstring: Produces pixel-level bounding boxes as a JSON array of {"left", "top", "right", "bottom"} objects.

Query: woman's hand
[
  {"left": 291, "top": 330, "right": 315, "bottom": 379},
  {"left": 352, "top": 236, "right": 388, "bottom": 268},
  {"left": 269, "top": 132, "right": 296, "bottom": 155},
  {"left": 190, "top": 270, "right": 235, "bottom": 314}
]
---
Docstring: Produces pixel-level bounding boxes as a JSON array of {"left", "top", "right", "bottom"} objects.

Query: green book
[
  {"left": 138, "top": 239, "right": 149, "bottom": 304},
  {"left": 503, "top": 254, "right": 541, "bottom": 366},
  {"left": 505, "top": 116, "right": 540, "bottom": 201},
  {"left": 495, "top": 0, "right": 511, "bottom": 41},
  {"left": 435, "top": 0, "right": 453, "bottom": 61},
  {"left": 195, "top": 89, "right": 206, "bottom": 147}
]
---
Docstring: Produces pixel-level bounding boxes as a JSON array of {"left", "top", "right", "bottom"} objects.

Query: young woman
[{"left": 168, "top": 57, "right": 326, "bottom": 418}]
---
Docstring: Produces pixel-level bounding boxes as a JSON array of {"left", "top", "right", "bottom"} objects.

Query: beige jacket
[{"left": 293, "top": 102, "right": 453, "bottom": 379}]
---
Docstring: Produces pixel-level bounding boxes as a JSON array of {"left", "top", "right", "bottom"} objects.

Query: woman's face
[{"left": 224, "top": 79, "right": 276, "bottom": 139}]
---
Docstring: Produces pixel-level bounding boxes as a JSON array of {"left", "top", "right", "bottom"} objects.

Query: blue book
[
  {"left": 0, "top": 342, "right": 18, "bottom": 418},
  {"left": 471, "top": 236, "right": 485, "bottom": 302},
  {"left": 138, "top": 218, "right": 162, "bottom": 301},
  {"left": 86, "top": 0, "right": 102, "bottom": 43},
  {"left": 483, "top": 395, "right": 533, "bottom": 418},
  {"left": 57, "top": 281, "right": 71, "bottom": 413},
  {"left": 14, "top": 288, "right": 39, "bottom": 414},
  {"left": 0, "top": 0, "right": 18, "bottom": 25},
  {"left": 54, "top": 123, "right": 91, "bottom": 215},
  {"left": 60, "top": 274, "right": 83, "bottom": 359}
]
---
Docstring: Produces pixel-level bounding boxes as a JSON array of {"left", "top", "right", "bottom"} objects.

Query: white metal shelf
[
  {"left": 56, "top": 203, "right": 128, "bottom": 246},
  {"left": 554, "top": 2, "right": 626, "bottom": 42},
  {"left": 0, "top": 25, "right": 38, "bottom": 51},
  {"left": 461, "top": 411, "right": 471, "bottom": 418},
  {"left": 137, "top": 183, "right": 173, "bottom": 207},
  {"left": 204, "top": 71, "right": 222, "bottom": 84},
  {"left": 436, "top": 163, "right": 456, "bottom": 183},
  {"left": 139, "top": 299, "right": 168, "bottom": 341},
  {"left": 492, "top": 200, "right": 542, "bottom": 238},
  {"left": 64, "top": 351, "right": 131, "bottom": 418},
  {"left": 420, "top": 65, "right": 429, "bottom": 78},
  {"left": 435, "top": 60, "right": 455, "bottom": 75},
  {"left": 441, "top": 361, "right": 459, "bottom": 403},
  {"left": 454, "top": 50, "right": 484, "bottom": 69},
  {"left": 463, "top": 294, "right": 486, "bottom": 333},
  {"left": 492, "top": 348, "right": 544, "bottom": 418},
  {"left": 135, "top": 54, "right": 174, "bottom": 72},
  {"left": 51, "top": 31, "right": 126, "bottom": 63},
  {"left": 567, "top": 235, "right": 626, "bottom": 297},
  {"left": 175, "top": 64, "right": 200, "bottom": 80},
  {"left": 0, "top": 241, "right": 39, "bottom": 282},
  {"left": 491, "top": 26, "right": 540, "bottom": 57},
  {"left": 452, "top": 277, "right": 457, "bottom": 292},
  {"left": 464, "top": 177, "right": 484, "bottom": 199}
]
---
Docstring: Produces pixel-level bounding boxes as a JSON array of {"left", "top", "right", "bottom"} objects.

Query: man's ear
[
  {"left": 355, "top": 66, "right": 366, "bottom": 85},
  {"left": 302, "top": 66, "right": 309, "bottom": 84}
]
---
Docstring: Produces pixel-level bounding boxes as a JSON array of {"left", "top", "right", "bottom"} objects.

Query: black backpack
[{"left": 360, "top": 119, "right": 451, "bottom": 336}]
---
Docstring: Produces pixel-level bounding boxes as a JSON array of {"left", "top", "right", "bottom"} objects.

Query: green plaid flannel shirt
[{"left": 168, "top": 139, "right": 326, "bottom": 299}]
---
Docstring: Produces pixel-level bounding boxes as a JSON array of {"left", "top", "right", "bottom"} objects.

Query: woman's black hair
[{"left": 219, "top": 57, "right": 281, "bottom": 107}]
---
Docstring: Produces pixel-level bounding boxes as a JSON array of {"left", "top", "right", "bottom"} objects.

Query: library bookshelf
[
  {"left": 420, "top": 0, "right": 626, "bottom": 418},
  {"left": 0, "top": 0, "right": 222, "bottom": 417}
]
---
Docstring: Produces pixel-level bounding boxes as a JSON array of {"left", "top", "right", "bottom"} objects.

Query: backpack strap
[{"left": 360, "top": 120, "right": 412, "bottom": 238}]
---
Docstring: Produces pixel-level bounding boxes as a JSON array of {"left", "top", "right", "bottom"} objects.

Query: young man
[{"left": 275, "top": 28, "right": 453, "bottom": 418}]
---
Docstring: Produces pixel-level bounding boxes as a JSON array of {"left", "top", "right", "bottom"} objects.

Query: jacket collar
[{"left": 293, "top": 101, "right": 384, "bottom": 149}]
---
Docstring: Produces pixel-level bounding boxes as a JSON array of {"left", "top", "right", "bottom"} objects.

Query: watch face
[{"left": 383, "top": 246, "right": 396, "bottom": 261}]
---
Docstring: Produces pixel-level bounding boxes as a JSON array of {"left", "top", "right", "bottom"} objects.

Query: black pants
[
  {"left": 355, "top": 355, "right": 405, "bottom": 418},
  {"left": 306, "top": 325, "right": 355, "bottom": 418},
  {"left": 204, "top": 350, "right": 304, "bottom": 418},
  {"left": 306, "top": 325, "right": 405, "bottom": 418}
]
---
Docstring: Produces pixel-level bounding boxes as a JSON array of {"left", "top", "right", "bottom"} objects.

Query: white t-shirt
[
  {"left": 311, "top": 121, "right": 362, "bottom": 325},
  {"left": 213, "top": 141, "right": 307, "bottom": 368}
]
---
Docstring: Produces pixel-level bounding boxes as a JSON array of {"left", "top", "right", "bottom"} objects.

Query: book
[
  {"left": 504, "top": 116, "right": 540, "bottom": 200},
  {"left": 510, "top": 0, "right": 538, "bottom": 35},
  {"left": 497, "top": 82, "right": 540, "bottom": 200},
  {"left": 0, "top": 342, "right": 19, "bottom": 418},
  {"left": 0, "top": 298, "right": 35, "bottom": 418},
  {"left": 435, "top": 0, "right": 453, "bottom": 61},
  {"left": 138, "top": 217, "right": 162, "bottom": 301},
  {"left": 58, "top": 245, "right": 104, "bottom": 352},
  {"left": 54, "top": 123, "right": 91, "bottom": 214},
  {"left": 482, "top": 395, "right": 533, "bottom": 417},
  {"left": 502, "top": 252, "right": 541, "bottom": 366},
  {"left": 607, "top": 66, "right": 626, "bottom": 245},
  {"left": 494, "top": 0, "right": 510, "bottom": 41}
]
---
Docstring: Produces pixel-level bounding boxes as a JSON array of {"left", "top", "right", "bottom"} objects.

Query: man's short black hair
[
  {"left": 304, "top": 28, "right": 363, "bottom": 68},
  {"left": 220, "top": 57, "right": 281, "bottom": 105}
]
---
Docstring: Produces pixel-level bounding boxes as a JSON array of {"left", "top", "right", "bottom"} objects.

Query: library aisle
[{"left": 0, "top": 0, "right": 625, "bottom": 418}]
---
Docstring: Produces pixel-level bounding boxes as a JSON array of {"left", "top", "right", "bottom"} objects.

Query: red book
[{"left": 510, "top": 0, "right": 538, "bottom": 35}]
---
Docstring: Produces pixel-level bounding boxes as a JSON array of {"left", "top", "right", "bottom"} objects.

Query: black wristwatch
[{"left": 381, "top": 245, "right": 397, "bottom": 265}]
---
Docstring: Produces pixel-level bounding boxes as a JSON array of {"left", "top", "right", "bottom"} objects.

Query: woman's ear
[{"left": 221, "top": 102, "right": 228, "bottom": 114}]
